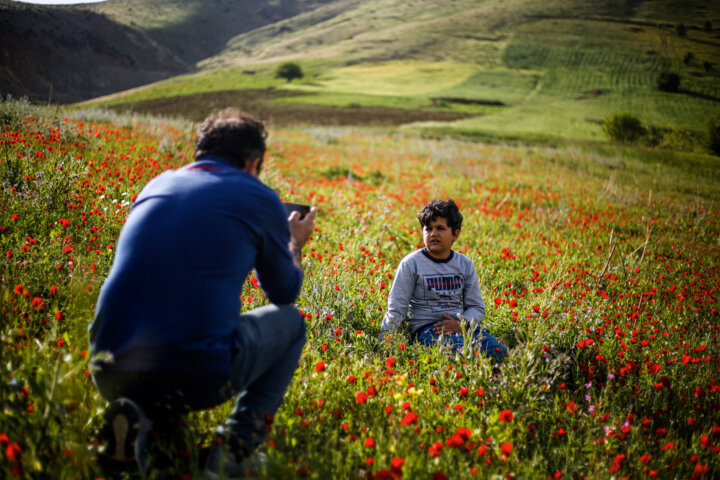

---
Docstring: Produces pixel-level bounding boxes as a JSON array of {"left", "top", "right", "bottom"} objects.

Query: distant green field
[
  {"left": 287, "top": 61, "right": 479, "bottom": 96},
  {"left": 83, "top": 64, "right": 286, "bottom": 106},
  {"left": 407, "top": 41, "right": 720, "bottom": 141},
  {"left": 79, "top": 4, "right": 720, "bottom": 148}
]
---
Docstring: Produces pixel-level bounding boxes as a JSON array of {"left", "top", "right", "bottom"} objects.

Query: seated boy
[{"left": 380, "top": 199, "right": 507, "bottom": 360}]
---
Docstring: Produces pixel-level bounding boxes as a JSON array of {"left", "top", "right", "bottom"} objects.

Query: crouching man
[{"left": 88, "top": 109, "right": 315, "bottom": 477}]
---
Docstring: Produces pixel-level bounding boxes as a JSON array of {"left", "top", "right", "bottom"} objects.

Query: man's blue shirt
[{"left": 89, "top": 155, "right": 303, "bottom": 375}]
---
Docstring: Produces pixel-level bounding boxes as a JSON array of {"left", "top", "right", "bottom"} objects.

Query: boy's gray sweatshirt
[{"left": 380, "top": 249, "right": 485, "bottom": 336}]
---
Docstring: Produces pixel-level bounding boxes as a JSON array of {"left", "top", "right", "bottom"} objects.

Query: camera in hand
[{"left": 283, "top": 202, "right": 311, "bottom": 219}]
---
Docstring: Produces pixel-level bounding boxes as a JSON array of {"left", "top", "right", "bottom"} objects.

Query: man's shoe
[
  {"left": 98, "top": 397, "right": 152, "bottom": 474},
  {"left": 203, "top": 447, "right": 245, "bottom": 479},
  {"left": 204, "top": 447, "right": 267, "bottom": 479}
]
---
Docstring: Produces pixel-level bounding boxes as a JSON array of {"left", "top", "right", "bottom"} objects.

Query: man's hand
[
  {"left": 288, "top": 207, "right": 317, "bottom": 271},
  {"left": 433, "top": 313, "right": 462, "bottom": 335}
]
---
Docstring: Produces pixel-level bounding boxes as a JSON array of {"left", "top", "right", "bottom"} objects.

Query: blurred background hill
[
  {"left": 1, "top": 0, "right": 719, "bottom": 146},
  {"left": 0, "top": 0, "right": 333, "bottom": 102}
]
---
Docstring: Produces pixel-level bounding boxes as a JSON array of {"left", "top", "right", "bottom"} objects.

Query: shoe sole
[{"left": 98, "top": 398, "right": 150, "bottom": 473}]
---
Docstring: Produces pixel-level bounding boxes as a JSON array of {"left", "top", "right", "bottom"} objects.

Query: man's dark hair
[
  {"left": 418, "top": 199, "right": 463, "bottom": 232},
  {"left": 194, "top": 109, "right": 267, "bottom": 169}
]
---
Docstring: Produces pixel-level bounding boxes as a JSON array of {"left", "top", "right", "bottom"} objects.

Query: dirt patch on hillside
[
  {"left": 105, "top": 90, "right": 474, "bottom": 126},
  {"left": 575, "top": 89, "right": 606, "bottom": 101}
]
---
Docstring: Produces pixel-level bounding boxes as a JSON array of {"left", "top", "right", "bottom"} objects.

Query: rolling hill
[
  {"left": 2, "top": 0, "right": 720, "bottom": 145},
  {"left": 80, "top": 0, "right": 720, "bottom": 145},
  {"left": 0, "top": 0, "right": 333, "bottom": 102},
  {"left": 0, "top": 0, "right": 188, "bottom": 103}
]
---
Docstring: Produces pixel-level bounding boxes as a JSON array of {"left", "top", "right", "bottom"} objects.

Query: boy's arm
[
  {"left": 461, "top": 261, "right": 485, "bottom": 327},
  {"left": 380, "top": 259, "right": 415, "bottom": 339}
]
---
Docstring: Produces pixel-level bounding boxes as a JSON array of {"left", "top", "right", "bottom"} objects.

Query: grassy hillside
[
  {"left": 81, "top": 0, "right": 720, "bottom": 147},
  {"left": 235, "top": 0, "right": 719, "bottom": 67},
  {"left": 0, "top": 0, "right": 334, "bottom": 102},
  {"left": 86, "top": 0, "right": 336, "bottom": 64}
]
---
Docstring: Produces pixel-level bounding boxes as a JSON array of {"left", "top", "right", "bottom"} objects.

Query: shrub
[
  {"left": 704, "top": 20, "right": 712, "bottom": 32},
  {"left": 703, "top": 61, "right": 713, "bottom": 72},
  {"left": 658, "top": 126, "right": 697, "bottom": 152},
  {"left": 641, "top": 125, "right": 664, "bottom": 147},
  {"left": 656, "top": 71, "right": 680, "bottom": 92},
  {"left": 675, "top": 23, "right": 687, "bottom": 36},
  {"left": 0, "top": 95, "right": 36, "bottom": 130},
  {"left": 602, "top": 112, "right": 644, "bottom": 143},
  {"left": 641, "top": 125, "right": 703, "bottom": 152},
  {"left": 705, "top": 115, "right": 720, "bottom": 156},
  {"left": 275, "top": 62, "right": 304, "bottom": 82},
  {"left": 683, "top": 52, "right": 694, "bottom": 65}
]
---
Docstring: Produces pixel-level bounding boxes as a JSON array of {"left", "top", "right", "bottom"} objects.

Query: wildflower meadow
[{"left": 1, "top": 100, "right": 719, "bottom": 479}]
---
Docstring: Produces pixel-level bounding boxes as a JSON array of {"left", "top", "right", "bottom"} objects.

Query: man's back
[{"left": 89, "top": 155, "right": 302, "bottom": 375}]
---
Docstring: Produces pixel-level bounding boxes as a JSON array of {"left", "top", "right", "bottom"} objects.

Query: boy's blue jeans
[
  {"left": 93, "top": 304, "right": 306, "bottom": 455},
  {"left": 416, "top": 323, "right": 508, "bottom": 360}
]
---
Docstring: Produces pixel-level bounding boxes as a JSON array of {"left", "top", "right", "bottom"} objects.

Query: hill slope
[
  {"left": 0, "top": 0, "right": 188, "bottom": 103},
  {"left": 84, "top": 0, "right": 720, "bottom": 146},
  {"left": 0, "top": 0, "right": 334, "bottom": 102},
  {"left": 85, "top": 0, "right": 336, "bottom": 64},
  {"left": 3, "top": 0, "right": 719, "bottom": 146},
  {"left": 199, "top": 0, "right": 718, "bottom": 69}
]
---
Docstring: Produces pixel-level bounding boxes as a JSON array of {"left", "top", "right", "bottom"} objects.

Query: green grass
[
  {"left": 286, "top": 61, "right": 479, "bottom": 96},
  {"left": 403, "top": 26, "right": 720, "bottom": 141},
  {"left": 2, "top": 100, "right": 720, "bottom": 479},
  {"left": 78, "top": 64, "right": 285, "bottom": 106}
]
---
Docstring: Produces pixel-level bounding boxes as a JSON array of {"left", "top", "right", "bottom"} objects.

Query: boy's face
[{"left": 422, "top": 216, "right": 459, "bottom": 260}]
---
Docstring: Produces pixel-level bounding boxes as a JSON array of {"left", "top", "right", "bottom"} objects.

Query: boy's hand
[{"left": 433, "top": 313, "right": 462, "bottom": 335}]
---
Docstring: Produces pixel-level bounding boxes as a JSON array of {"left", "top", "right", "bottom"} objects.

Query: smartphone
[{"left": 283, "top": 202, "right": 311, "bottom": 219}]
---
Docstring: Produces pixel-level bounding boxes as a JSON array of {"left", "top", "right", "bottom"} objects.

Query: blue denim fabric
[
  {"left": 415, "top": 323, "right": 508, "bottom": 360},
  {"left": 217, "top": 304, "right": 306, "bottom": 453},
  {"left": 93, "top": 304, "right": 306, "bottom": 456}
]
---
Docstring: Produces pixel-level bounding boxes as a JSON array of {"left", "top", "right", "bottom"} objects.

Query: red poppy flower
[
  {"left": 456, "top": 427, "right": 472, "bottom": 440},
  {"left": 499, "top": 409, "right": 514, "bottom": 423},
  {"left": 399, "top": 412, "right": 418, "bottom": 425},
  {"left": 446, "top": 434, "right": 464, "bottom": 448},
  {"left": 428, "top": 441, "right": 444, "bottom": 457},
  {"left": 5, "top": 442, "right": 22, "bottom": 461},
  {"left": 500, "top": 442, "right": 513, "bottom": 458}
]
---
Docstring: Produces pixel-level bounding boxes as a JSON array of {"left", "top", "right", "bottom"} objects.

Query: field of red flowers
[{"left": 1, "top": 101, "right": 719, "bottom": 479}]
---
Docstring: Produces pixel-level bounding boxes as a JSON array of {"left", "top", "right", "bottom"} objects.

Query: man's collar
[{"left": 195, "top": 154, "right": 239, "bottom": 169}]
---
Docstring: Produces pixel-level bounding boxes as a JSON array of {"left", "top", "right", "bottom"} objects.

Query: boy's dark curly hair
[
  {"left": 194, "top": 109, "right": 267, "bottom": 169},
  {"left": 417, "top": 199, "right": 463, "bottom": 232}
]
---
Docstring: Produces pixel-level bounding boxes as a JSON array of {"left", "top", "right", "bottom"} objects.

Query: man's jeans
[
  {"left": 416, "top": 323, "right": 508, "bottom": 360},
  {"left": 93, "top": 304, "right": 306, "bottom": 454}
]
